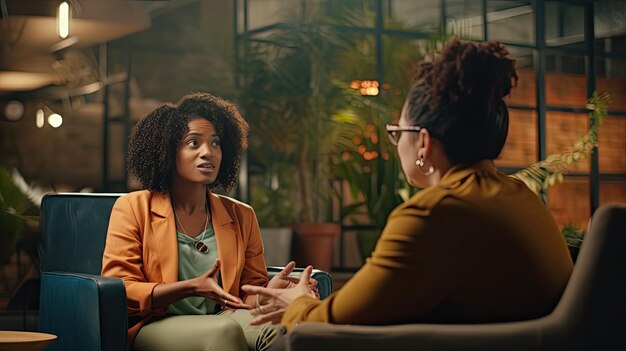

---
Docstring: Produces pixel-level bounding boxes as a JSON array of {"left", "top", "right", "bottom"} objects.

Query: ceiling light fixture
[
  {"left": 58, "top": 1, "right": 71, "bottom": 39},
  {"left": 48, "top": 113, "right": 63, "bottom": 128},
  {"left": 4, "top": 100, "right": 25, "bottom": 121},
  {"left": 36, "top": 109, "right": 45, "bottom": 128}
]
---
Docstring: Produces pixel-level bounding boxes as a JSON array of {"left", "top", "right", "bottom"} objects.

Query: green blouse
[{"left": 167, "top": 224, "right": 219, "bottom": 315}]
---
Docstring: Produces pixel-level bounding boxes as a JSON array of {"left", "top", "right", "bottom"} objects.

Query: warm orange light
[
  {"left": 351, "top": 80, "right": 381, "bottom": 96},
  {"left": 365, "top": 87, "right": 379, "bottom": 96},
  {"left": 363, "top": 151, "right": 379, "bottom": 161}
]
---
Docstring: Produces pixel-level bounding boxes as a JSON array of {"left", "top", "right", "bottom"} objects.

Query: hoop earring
[{"left": 416, "top": 156, "right": 434, "bottom": 176}]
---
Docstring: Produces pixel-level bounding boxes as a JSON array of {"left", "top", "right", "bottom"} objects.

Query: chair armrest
[
  {"left": 286, "top": 320, "right": 566, "bottom": 351},
  {"left": 266, "top": 266, "right": 333, "bottom": 299},
  {"left": 39, "top": 272, "right": 128, "bottom": 351}
]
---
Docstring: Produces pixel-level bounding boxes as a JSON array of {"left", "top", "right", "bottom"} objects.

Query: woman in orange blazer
[
  {"left": 242, "top": 39, "right": 573, "bottom": 348},
  {"left": 102, "top": 93, "right": 305, "bottom": 351}
]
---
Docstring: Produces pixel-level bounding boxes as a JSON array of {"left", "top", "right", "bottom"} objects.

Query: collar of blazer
[
  {"left": 147, "top": 189, "right": 240, "bottom": 294},
  {"left": 437, "top": 159, "right": 497, "bottom": 190}
]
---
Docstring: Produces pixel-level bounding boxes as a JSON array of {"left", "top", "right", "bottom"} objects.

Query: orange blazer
[{"left": 101, "top": 189, "right": 268, "bottom": 342}]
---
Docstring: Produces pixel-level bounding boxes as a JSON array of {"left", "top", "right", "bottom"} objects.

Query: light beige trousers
[{"left": 133, "top": 309, "right": 280, "bottom": 351}]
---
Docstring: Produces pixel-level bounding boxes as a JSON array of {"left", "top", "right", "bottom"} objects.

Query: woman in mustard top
[
  {"left": 101, "top": 93, "right": 314, "bottom": 351},
  {"left": 242, "top": 38, "right": 574, "bottom": 342}
]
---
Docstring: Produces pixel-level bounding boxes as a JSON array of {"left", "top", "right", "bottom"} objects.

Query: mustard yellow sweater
[{"left": 282, "top": 160, "right": 573, "bottom": 330}]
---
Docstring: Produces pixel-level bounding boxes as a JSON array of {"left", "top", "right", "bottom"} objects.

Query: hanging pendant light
[{"left": 58, "top": 1, "right": 71, "bottom": 39}]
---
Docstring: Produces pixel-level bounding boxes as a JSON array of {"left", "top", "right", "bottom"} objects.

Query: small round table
[{"left": 0, "top": 331, "right": 57, "bottom": 351}]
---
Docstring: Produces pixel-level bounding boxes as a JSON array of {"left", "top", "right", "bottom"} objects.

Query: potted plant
[
  {"left": 238, "top": 18, "right": 357, "bottom": 271},
  {"left": 0, "top": 167, "right": 42, "bottom": 314},
  {"left": 333, "top": 94, "right": 415, "bottom": 261},
  {"left": 329, "top": 29, "right": 430, "bottom": 261}
]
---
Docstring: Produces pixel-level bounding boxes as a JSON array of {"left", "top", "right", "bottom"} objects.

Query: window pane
[
  {"left": 335, "top": 33, "right": 377, "bottom": 82},
  {"left": 595, "top": 1, "right": 626, "bottom": 55},
  {"left": 445, "top": 0, "right": 484, "bottom": 40},
  {"left": 246, "top": 0, "right": 302, "bottom": 31},
  {"left": 387, "top": 0, "right": 440, "bottom": 32},
  {"left": 382, "top": 37, "right": 428, "bottom": 107},
  {"left": 545, "top": 2, "right": 584, "bottom": 48},
  {"left": 600, "top": 180, "right": 626, "bottom": 206},
  {"left": 496, "top": 108, "right": 537, "bottom": 167},
  {"left": 487, "top": 0, "right": 534, "bottom": 45},
  {"left": 328, "top": 0, "right": 377, "bottom": 28},
  {"left": 546, "top": 111, "right": 590, "bottom": 173},
  {"left": 545, "top": 70, "right": 587, "bottom": 108},
  {"left": 598, "top": 116, "right": 626, "bottom": 174},
  {"left": 548, "top": 177, "right": 590, "bottom": 229},
  {"left": 596, "top": 58, "right": 626, "bottom": 113},
  {"left": 506, "top": 47, "right": 536, "bottom": 108}
]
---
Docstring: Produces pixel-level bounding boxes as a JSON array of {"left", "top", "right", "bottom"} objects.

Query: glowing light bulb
[
  {"left": 48, "top": 113, "right": 63, "bottom": 128},
  {"left": 36, "top": 109, "right": 45, "bottom": 128},
  {"left": 58, "top": 2, "right": 70, "bottom": 39}
]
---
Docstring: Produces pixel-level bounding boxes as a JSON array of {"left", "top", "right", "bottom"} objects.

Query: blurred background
[{"left": 0, "top": 0, "right": 625, "bottom": 330}]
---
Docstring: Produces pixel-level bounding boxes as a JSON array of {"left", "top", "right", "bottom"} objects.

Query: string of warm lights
[{"left": 350, "top": 80, "right": 380, "bottom": 96}]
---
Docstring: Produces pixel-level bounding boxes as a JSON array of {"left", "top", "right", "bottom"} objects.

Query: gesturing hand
[
  {"left": 267, "top": 261, "right": 319, "bottom": 297},
  {"left": 242, "top": 265, "right": 318, "bottom": 325},
  {"left": 194, "top": 259, "right": 251, "bottom": 309}
]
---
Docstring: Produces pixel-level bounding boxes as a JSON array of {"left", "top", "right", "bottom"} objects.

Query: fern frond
[{"left": 512, "top": 92, "right": 611, "bottom": 194}]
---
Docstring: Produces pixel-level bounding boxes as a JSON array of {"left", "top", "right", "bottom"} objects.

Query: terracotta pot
[{"left": 292, "top": 223, "right": 340, "bottom": 272}]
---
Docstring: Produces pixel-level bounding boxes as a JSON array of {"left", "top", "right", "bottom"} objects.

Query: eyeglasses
[{"left": 385, "top": 124, "right": 422, "bottom": 146}]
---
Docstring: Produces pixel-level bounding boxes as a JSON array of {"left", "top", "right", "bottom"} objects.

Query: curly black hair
[
  {"left": 127, "top": 92, "right": 249, "bottom": 193},
  {"left": 405, "top": 38, "right": 518, "bottom": 165}
]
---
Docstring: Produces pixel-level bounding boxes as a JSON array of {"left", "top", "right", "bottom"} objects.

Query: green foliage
[
  {"left": 249, "top": 155, "right": 300, "bottom": 227},
  {"left": 333, "top": 91, "right": 415, "bottom": 230},
  {"left": 330, "top": 35, "right": 440, "bottom": 233},
  {"left": 239, "top": 18, "right": 361, "bottom": 224},
  {"left": 562, "top": 223, "right": 585, "bottom": 249},
  {"left": 0, "top": 167, "right": 37, "bottom": 266},
  {"left": 512, "top": 92, "right": 612, "bottom": 193}
]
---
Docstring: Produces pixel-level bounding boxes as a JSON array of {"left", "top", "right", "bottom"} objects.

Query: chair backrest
[
  {"left": 551, "top": 204, "right": 626, "bottom": 349},
  {"left": 39, "top": 193, "right": 122, "bottom": 275}
]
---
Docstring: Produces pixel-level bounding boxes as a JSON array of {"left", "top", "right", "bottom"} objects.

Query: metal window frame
[{"left": 234, "top": 0, "right": 626, "bottom": 267}]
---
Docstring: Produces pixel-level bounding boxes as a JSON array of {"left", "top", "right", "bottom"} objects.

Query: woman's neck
[
  {"left": 426, "top": 143, "right": 455, "bottom": 187},
  {"left": 170, "top": 178, "right": 208, "bottom": 214}
]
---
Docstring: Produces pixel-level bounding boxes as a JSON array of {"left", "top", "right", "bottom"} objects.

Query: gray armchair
[
  {"left": 38, "top": 193, "right": 332, "bottom": 351},
  {"left": 283, "top": 204, "right": 626, "bottom": 351}
]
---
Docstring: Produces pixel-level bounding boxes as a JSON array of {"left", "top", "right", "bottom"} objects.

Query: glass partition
[
  {"left": 236, "top": 0, "right": 626, "bottom": 269},
  {"left": 496, "top": 108, "right": 537, "bottom": 168},
  {"left": 487, "top": 0, "right": 534, "bottom": 45}
]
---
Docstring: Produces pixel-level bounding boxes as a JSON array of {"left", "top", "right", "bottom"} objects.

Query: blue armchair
[{"left": 38, "top": 192, "right": 332, "bottom": 351}]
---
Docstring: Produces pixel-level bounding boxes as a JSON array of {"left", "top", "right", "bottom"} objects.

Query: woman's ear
[{"left": 417, "top": 128, "right": 432, "bottom": 160}]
